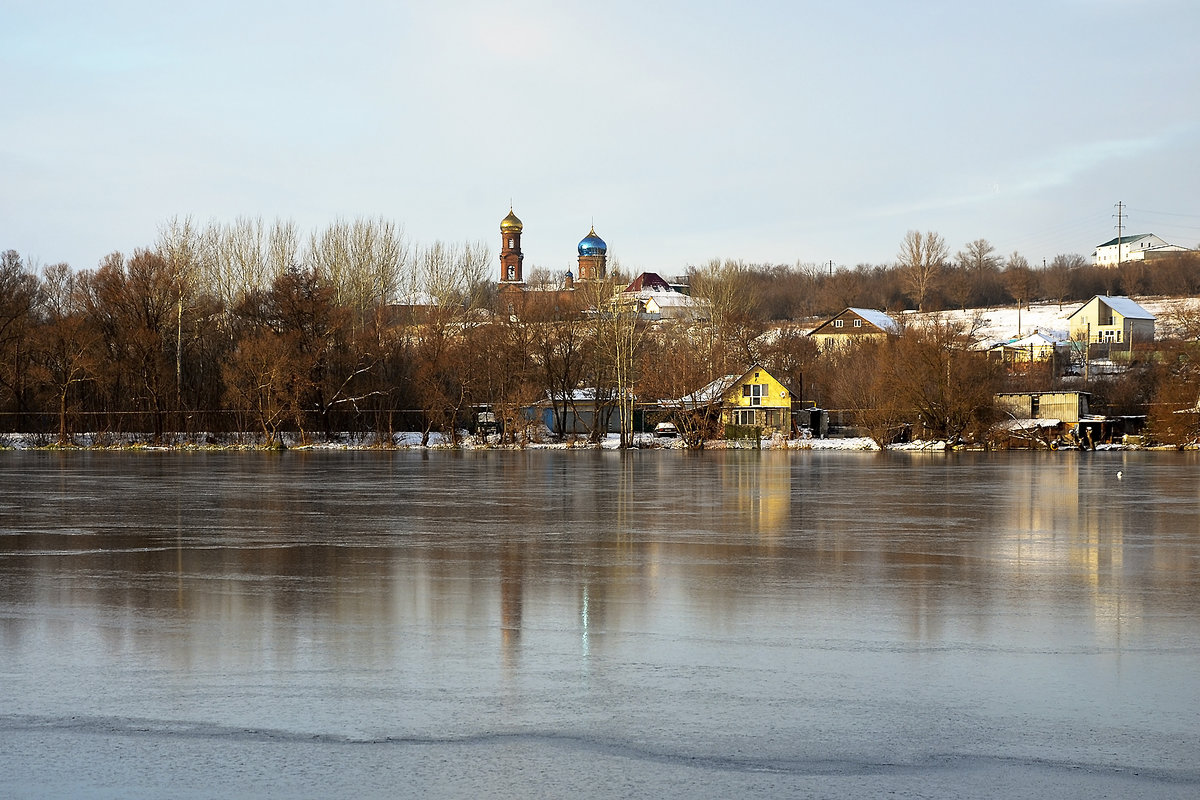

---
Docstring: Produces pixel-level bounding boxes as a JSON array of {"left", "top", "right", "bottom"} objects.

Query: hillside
[{"left": 902, "top": 296, "right": 1200, "bottom": 344}]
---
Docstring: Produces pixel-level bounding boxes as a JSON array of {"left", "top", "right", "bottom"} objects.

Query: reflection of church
[{"left": 497, "top": 207, "right": 607, "bottom": 289}]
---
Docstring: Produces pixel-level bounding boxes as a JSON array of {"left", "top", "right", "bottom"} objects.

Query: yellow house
[
  {"left": 808, "top": 307, "right": 899, "bottom": 350},
  {"left": 1067, "top": 295, "right": 1155, "bottom": 348},
  {"left": 721, "top": 365, "right": 794, "bottom": 435}
]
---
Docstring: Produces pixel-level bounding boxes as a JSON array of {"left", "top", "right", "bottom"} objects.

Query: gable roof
[
  {"left": 624, "top": 272, "right": 673, "bottom": 293},
  {"left": 666, "top": 374, "right": 740, "bottom": 407},
  {"left": 993, "top": 331, "right": 1066, "bottom": 350},
  {"left": 988, "top": 331, "right": 1065, "bottom": 352},
  {"left": 809, "top": 307, "right": 899, "bottom": 336},
  {"left": 1068, "top": 295, "right": 1155, "bottom": 321},
  {"left": 665, "top": 365, "right": 791, "bottom": 407},
  {"left": 1096, "top": 233, "right": 1155, "bottom": 248},
  {"left": 849, "top": 308, "right": 900, "bottom": 333}
]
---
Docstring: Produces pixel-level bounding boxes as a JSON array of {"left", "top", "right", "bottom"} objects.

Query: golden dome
[{"left": 500, "top": 209, "right": 523, "bottom": 233}]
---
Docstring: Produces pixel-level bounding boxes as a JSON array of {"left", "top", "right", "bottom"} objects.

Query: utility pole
[{"left": 1114, "top": 201, "right": 1125, "bottom": 269}]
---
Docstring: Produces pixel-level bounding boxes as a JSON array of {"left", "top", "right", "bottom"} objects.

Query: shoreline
[{"left": 0, "top": 432, "right": 1179, "bottom": 452}]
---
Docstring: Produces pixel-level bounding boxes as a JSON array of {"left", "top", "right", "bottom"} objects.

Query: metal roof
[
  {"left": 1073, "top": 295, "right": 1156, "bottom": 320},
  {"left": 1095, "top": 233, "right": 1154, "bottom": 248},
  {"left": 845, "top": 308, "right": 900, "bottom": 334}
]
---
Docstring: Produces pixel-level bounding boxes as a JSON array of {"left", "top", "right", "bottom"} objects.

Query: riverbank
[{"left": 0, "top": 431, "right": 1162, "bottom": 452}]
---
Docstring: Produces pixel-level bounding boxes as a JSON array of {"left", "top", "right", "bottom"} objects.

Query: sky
[{"left": 3, "top": 0, "right": 1199, "bottom": 278}]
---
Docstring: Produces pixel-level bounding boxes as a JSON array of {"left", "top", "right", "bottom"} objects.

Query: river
[{"left": 0, "top": 450, "right": 1197, "bottom": 798}]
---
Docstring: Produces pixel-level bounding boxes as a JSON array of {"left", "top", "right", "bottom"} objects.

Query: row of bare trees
[
  {"left": 4, "top": 220, "right": 1200, "bottom": 446},
  {"left": 714, "top": 238, "right": 1200, "bottom": 322},
  {"left": 0, "top": 239, "right": 669, "bottom": 446}
]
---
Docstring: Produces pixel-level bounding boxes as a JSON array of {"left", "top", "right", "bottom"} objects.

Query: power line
[{"left": 1127, "top": 207, "right": 1200, "bottom": 219}]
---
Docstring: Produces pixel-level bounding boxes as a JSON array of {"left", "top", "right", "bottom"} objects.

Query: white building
[{"left": 1092, "top": 233, "right": 1187, "bottom": 267}]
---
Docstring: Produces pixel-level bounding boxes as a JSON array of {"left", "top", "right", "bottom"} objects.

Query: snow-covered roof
[
  {"left": 624, "top": 272, "right": 673, "bottom": 293},
  {"left": 545, "top": 388, "right": 602, "bottom": 402},
  {"left": 996, "top": 418, "right": 1063, "bottom": 431},
  {"left": 810, "top": 307, "right": 899, "bottom": 336},
  {"left": 997, "top": 331, "right": 1068, "bottom": 349},
  {"left": 663, "top": 374, "right": 740, "bottom": 407},
  {"left": 1096, "top": 296, "right": 1155, "bottom": 320},
  {"left": 645, "top": 292, "right": 698, "bottom": 308},
  {"left": 846, "top": 308, "right": 899, "bottom": 334}
]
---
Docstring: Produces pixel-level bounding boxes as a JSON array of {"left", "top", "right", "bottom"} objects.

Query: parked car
[{"left": 654, "top": 422, "right": 678, "bottom": 438}]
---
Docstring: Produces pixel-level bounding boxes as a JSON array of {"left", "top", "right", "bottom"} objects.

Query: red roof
[{"left": 624, "top": 272, "right": 672, "bottom": 293}]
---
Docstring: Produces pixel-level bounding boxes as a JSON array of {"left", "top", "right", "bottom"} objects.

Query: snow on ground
[{"left": 906, "top": 296, "right": 1200, "bottom": 344}]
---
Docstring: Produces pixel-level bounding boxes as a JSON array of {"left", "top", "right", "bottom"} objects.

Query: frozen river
[{"left": 0, "top": 449, "right": 1197, "bottom": 798}]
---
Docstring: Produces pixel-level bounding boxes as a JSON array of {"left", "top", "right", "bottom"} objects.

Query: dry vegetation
[{"left": 3, "top": 225, "right": 1200, "bottom": 447}]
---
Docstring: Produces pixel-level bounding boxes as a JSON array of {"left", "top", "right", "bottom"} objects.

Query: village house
[
  {"left": 669, "top": 365, "right": 795, "bottom": 435},
  {"left": 721, "top": 365, "right": 795, "bottom": 435},
  {"left": 808, "top": 307, "right": 899, "bottom": 350},
  {"left": 1092, "top": 233, "right": 1188, "bottom": 267},
  {"left": 1067, "top": 295, "right": 1155, "bottom": 351},
  {"left": 986, "top": 331, "right": 1070, "bottom": 370},
  {"left": 615, "top": 272, "right": 705, "bottom": 320}
]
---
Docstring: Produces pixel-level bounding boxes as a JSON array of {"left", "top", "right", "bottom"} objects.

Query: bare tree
[
  {"left": 413, "top": 239, "right": 491, "bottom": 308},
  {"left": 889, "top": 319, "right": 1002, "bottom": 443},
  {"left": 956, "top": 238, "right": 1001, "bottom": 273},
  {"left": 0, "top": 250, "right": 39, "bottom": 421},
  {"left": 1002, "top": 252, "right": 1036, "bottom": 315},
  {"left": 1043, "top": 254, "right": 1081, "bottom": 309},
  {"left": 32, "top": 264, "right": 102, "bottom": 442},
  {"left": 689, "top": 259, "right": 764, "bottom": 375},
  {"left": 827, "top": 339, "right": 910, "bottom": 448},
  {"left": 897, "top": 230, "right": 948, "bottom": 312},
  {"left": 310, "top": 218, "right": 409, "bottom": 326}
]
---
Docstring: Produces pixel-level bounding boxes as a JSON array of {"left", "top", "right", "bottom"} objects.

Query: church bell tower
[
  {"left": 577, "top": 226, "right": 607, "bottom": 281},
  {"left": 500, "top": 208, "right": 524, "bottom": 283}
]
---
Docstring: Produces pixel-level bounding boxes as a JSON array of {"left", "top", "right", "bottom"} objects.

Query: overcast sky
[{"left": 3, "top": 0, "right": 1198, "bottom": 278}]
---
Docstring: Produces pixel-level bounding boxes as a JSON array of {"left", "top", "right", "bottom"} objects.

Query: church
[{"left": 497, "top": 207, "right": 608, "bottom": 289}]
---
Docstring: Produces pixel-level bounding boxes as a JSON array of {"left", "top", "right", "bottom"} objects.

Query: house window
[
  {"left": 742, "top": 383, "right": 767, "bottom": 406},
  {"left": 735, "top": 409, "right": 756, "bottom": 426},
  {"left": 853, "top": 319, "right": 862, "bottom": 328},
  {"left": 834, "top": 319, "right": 844, "bottom": 328}
]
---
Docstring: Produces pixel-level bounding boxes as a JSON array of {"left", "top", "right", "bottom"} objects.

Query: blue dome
[{"left": 577, "top": 226, "right": 607, "bottom": 257}]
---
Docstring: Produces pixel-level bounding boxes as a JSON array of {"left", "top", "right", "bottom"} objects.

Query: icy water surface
[{"left": 0, "top": 449, "right": 1198, "bottom": 798}]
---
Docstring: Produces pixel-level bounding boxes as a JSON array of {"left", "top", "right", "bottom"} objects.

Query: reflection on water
[
  {"left": 0, "top": 450, "right": 1198, "bottom": 798},
  {"left": 2, "top": 451, "right": 1198, "bottom": 658}
]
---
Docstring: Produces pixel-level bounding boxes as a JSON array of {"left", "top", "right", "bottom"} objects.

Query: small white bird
[{"left": 1117, "top": 471, "right": 1123, "bottom": 479}]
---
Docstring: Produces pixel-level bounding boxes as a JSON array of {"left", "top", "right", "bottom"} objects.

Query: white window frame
[{"left": 742, "top": 383, "right": 767, "bottom": 406}]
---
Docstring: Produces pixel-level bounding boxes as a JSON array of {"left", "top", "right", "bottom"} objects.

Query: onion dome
[
  {"left": 500, "top": 209, "right": 523, "bottom": 233},
  {"left": 577, "top": 226, "right": 607, "bottom": 257}
]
